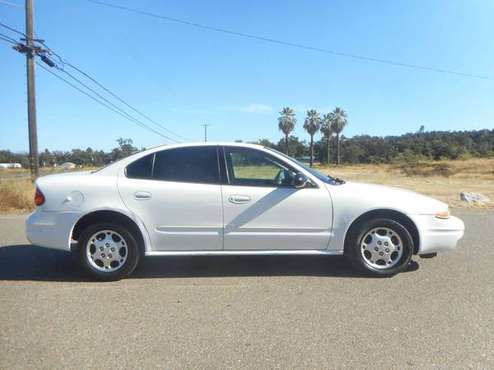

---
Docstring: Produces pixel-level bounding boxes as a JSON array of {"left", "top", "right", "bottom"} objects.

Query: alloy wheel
[
  {"left": 360, "top": 227, "right": 404, "bottom": 269},
  {"left": 86, "top": 229, "right": 128, "bottom": 272}
]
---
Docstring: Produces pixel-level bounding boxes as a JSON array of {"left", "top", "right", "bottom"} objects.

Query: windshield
[{"left": 265, "top": 147, "right": 340, "bottom": 184}]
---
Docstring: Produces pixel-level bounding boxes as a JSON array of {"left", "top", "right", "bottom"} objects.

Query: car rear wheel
[
  {"left": 346, "top": 218, "right": 413, "bottom": 276},
  {"left": 78, "top": 223, "right": 140, "bottom": 281}
]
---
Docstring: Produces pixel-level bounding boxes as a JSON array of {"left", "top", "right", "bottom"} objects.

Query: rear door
[
  {"left": 118, "top": 145, "right": 223, "bottom": 251},
  {"left": 221, "top": 146, "right": 332, "bottom": 250}
]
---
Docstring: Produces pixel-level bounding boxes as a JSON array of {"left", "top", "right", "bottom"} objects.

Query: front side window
[
  {"left": 224, "top": 146, "right": 296, "bottom": 187},
  {"left": 153, "top": 146, "right": 220, "bottom": 184},
  {"left": 266, "top": 147, "right": 339, "bottom": 185}
]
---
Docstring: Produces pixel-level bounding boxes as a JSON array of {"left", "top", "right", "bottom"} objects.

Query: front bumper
[
  {"left": 410, "top": 214, "right": 465, "bottom": 254},
  {"left": 26, "top": 209, "right": 81, "bottom": 251}
]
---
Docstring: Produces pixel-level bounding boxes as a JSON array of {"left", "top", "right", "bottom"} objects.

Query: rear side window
[
  {"left": 126, "top": 154, "right": 154, "bottom": 179},
  {"left": 153, "top": 146, "right": 219, "bottom": 184}
]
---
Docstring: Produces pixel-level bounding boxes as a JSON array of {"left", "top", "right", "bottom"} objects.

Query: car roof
[
  {"left": 146, "top": 142, "right": 266, "bottom": 150},
  {"left": 95, "top": 142, "right": 270, "bottom": 175},
  {"left": 95, "top": 141, "right": 320, "bottom": 183}
]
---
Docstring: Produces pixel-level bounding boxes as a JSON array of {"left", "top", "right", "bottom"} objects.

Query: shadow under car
[{"left": 0, "top": 244, "right": 419, "bottom": 282}]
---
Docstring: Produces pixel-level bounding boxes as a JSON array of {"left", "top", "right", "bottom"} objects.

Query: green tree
[
  {"left": 329, "top": 107, "right": 348, "bottom": 165},
  {"left": 321, "top": 113, "right": 335, "bottom": 165},
  {"left": 278, "top": 107, "right": 297, "bottom": 155},
  {"left": 39, "top": 149, "right": 55, "bottom": 167},
  {"left": 112, "top": 138, "right": 137, "bottom": 161},
  {"left": 276, "top": 136, "right": 307, "bottom": 158},
  {"left": 256, "top": 138, "right": 276, "bottom": 148},
  {"left": 303, "top": 109, "right": 321, "bottom": 167}
]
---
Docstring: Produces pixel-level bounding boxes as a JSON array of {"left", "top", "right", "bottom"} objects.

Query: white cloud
[{"left": 226, "top": 104, "right": 273, "bottom": 113}]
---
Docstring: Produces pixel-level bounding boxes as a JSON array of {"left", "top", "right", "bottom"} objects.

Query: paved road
[{"left": 0, "top": 210, "right": 493, "bottom": 369}]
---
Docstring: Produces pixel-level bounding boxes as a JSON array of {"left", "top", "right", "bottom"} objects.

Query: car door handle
[
  {"left": 134, "top": 191, "right": 152, "bottom": 200},
  {"left": 228, "top": 195, "right": 251, "bottom": 204}
]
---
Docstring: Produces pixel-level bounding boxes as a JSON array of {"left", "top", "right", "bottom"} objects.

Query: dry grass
[
  {"left": 0, "top": 179, "right": 35, "bottom": 213},
  {"left": 0, "top": 158, "right": 492, "bottom": 212},
  {"left": 316, "top": 157, "right": 494, "bottom": 208},
  {"left": 0, "top": 167, "right": 90, "bottom": 213}
]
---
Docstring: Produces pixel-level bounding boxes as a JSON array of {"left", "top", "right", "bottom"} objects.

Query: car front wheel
[
  {"left": 346, "top": 218, "right": 413, "bottom": 276},
  {"left": 78, "top": 223, "right": 140, "bottom": 281}
]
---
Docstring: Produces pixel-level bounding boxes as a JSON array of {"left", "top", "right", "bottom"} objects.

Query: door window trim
[{"left": 218, "top": 146, "right": 229, "bottom": 185}]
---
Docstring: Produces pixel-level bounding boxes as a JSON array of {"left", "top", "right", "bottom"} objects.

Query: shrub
[
  {"left": 394, "top": 162, "right": 454, "bottom": 177},
  {"left": 0, "top": 180, "right": 35, "bottom": 212}
]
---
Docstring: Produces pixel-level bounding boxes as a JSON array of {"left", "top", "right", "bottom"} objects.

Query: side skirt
[{"left": 145, "top": 249, "right": 344, "bottom": 257}]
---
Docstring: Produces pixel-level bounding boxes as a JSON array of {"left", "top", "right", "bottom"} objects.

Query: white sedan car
[{"left": 26, "top": 143, "right": 465, "bottom": 281}]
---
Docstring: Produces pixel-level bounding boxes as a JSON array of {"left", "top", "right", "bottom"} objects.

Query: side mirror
[{"left": 293, "top": 173, "right": 309, "bottom": 189}]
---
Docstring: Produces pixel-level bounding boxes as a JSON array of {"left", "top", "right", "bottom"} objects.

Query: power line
[
  {"left": 0, "top": 32, "right": 17, "bottom": 44},
  {"left": 57, "top": 67, "right": 180, "bottom": 143},
  {"left": 0, "top": 21, "right": 26, "bottom": 37},
  {"left": 47, "top": 48, "right": 190, "bottom": 141},
  {"left": 0, "top": 22, "right": 191, "bottom": 142},
  {"left": 66, "top": 62, "right": 191, "bottom": 141},
  {"left": 0, "top": 0, "right": 23, "bottom": 8},
  {"left": 37, "top": 39, "right": 191, "bottom": 141},
  {"left": 85, "top": 0, "right": 488, "bottom": 80},
  {"left": 37, "top": 62, "right": 177, "bottom": 142}
]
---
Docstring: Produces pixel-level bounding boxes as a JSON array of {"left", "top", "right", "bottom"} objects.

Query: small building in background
[{"left": 0, "top": 163, "right": 22, "bottom": 169}]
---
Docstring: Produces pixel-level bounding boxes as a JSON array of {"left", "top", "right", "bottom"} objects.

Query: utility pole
[
  {"left": 10, "top": 1, "right": 58, "bottom": 179},
  {"left": 202, "top": 124, "right": 209, "bottom": 142},
  {"left": 25, "top": 0, "right": 39, "bottom": 179}
]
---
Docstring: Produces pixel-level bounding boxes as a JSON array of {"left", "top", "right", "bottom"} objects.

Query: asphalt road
[{"left": 0, "top": 209, "right": 493, "bottom": 369}]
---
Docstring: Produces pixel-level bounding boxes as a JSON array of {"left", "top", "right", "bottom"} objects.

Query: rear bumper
[
  {"left": 410, "top": 214, "right": 465, "bottom": 254},
  {"left": 26, "top": 209, "right": 81, "bottom": 251}
]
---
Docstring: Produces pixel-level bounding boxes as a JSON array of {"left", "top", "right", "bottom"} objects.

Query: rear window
[
  {"left": 153, "top": 146, "right": 219, "bottom": 184},
  {"left": 125, "top": 154, "right": 154, "bottom": 179}
]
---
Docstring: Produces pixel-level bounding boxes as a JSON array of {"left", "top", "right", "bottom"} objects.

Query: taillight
[{"left": 34, "top": 187, "right": 45, "bottom": 206}]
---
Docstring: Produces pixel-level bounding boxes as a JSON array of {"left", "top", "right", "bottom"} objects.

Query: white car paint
[
  {"left": 222, "top": 185, "right": 332, "bottom": 250},
  {"left": 26, "top": 142, "right": 465, "bottom": 257}
]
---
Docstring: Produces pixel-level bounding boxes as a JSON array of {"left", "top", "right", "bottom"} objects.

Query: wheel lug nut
[
  {"left": 374, "top": 247, "right": 378, "bottom": 251},
  {"left": 108, "top": 254, "right": 112, "bottom": 258},
  {"left": 377, "top": 241, "right": 382, "bottom": 245},
  {"left": 385, "top": 248, "right": 390, "bottom": 253},
  {"left": 379, "top": 252, "right": 384, "bottom": 256},
  {"left": 111, "top": 248, "right": 115, "bottom": 252},
  {"left": 99, "top": 247, "right": 104, "bottom": 251},
  {"left": 384, "top": 242, "right": 389, "bottom": 246},
  {"left": 101, "top": 253, "right": 105, "bottom": 257}
]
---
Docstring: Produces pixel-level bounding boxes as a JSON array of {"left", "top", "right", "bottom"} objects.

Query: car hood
[{"left": 327, "top": 181, "right": 448, "bottom": 215}]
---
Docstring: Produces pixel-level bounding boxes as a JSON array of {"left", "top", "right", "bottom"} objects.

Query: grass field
[
  {"left": 0, "top": 179, "right": 35, "bottom": 213},
  {"left": 0, "top": 158, "right": 492, "bottom": 212},
  {"left": 317, "top": 157, "right": 494, "bottom": 208}
]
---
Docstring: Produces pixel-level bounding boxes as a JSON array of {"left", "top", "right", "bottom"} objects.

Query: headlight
[{"left": 435, "top": 210, "right": 450, "bottom": 219}]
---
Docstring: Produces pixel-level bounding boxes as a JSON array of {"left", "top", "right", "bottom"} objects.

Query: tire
[
  {"left": 345, "top": 218, "right": 413, "bottom": 277},
  {"left": 78, "top": 222, "right": 140, "bottom": 281}
]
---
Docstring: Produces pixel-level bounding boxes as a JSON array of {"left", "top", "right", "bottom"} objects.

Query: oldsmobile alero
[{"left": 26, "top": 143, "right": 465, "bottom": 280}]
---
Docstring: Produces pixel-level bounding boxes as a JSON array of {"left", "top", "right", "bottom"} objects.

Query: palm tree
[
  {"left": 277, "top": 107, "right": 296, "bottom": 155},
  {"left": 330, "top": 107, "right": 348, "bottom": 165},
  {"left": 321, "top": 113, "right": 334, "bottom": 165},
  {"left": 303, "top": 109, "right": 321, "bottom": 167}
]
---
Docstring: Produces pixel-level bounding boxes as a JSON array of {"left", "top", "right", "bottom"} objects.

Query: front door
[
  {"left": 221, "top": 146, "right": 332, "bottom": 250},
  {"left": 118, "top": 145, "right": 223, "bottom": 251}
]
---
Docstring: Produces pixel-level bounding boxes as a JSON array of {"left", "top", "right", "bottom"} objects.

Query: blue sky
[{"left": 1, "top": 0, "right": 493, "bottom": 152}]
